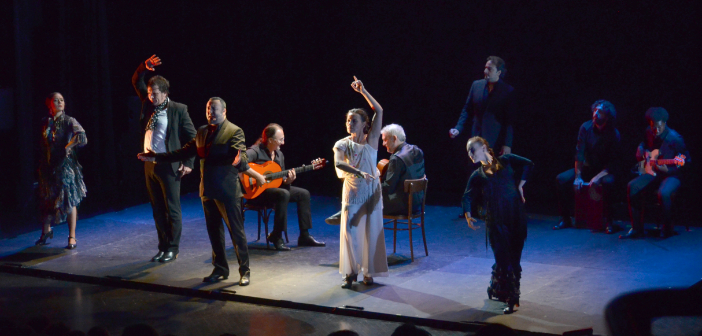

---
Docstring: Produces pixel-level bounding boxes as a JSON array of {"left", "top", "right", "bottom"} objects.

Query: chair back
[{"left": 404, "top": 176, "right": 428, "bottom": 217}]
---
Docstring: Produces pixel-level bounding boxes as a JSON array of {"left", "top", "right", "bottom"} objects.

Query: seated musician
[
  {"left": 379, "top": 124, "right": 426, "bottom": 215},
  {"left": 245, "top": 123, "right": 325, "bottom": 250},
  {"left": 326, "top": 123, "right": 424, "bottom": 224},
  {"left": 554, "top": 100, "right": 621, "bottom": 233},
  {"left": 621, "top": 107, "right": 690, "bottom": 239}
]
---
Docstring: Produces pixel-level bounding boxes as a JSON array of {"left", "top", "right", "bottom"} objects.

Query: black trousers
[
  {"left": 556, "top": 167, "right": 616, "bottom": 221},
  {"left": 144, "top": 162, "right": 182, "bottom": 253},
  {"left": 627, "top": 174, "right": 680, "bottom": 231},
  {"left": 246, "top": 186, "right": 312, "bottom": 236},
  {"left": 202, "top": 196, "right": 249, "bottom": 277}
]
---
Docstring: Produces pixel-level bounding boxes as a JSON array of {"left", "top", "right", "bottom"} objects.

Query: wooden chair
[
  {"left": 242, "top": 200, "right": 288, "bottom": 248},
  {"left": 383, "top": 176, "right": 428, "bottom": 261}
]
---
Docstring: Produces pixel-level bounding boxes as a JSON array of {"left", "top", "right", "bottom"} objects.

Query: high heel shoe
[
  {"left": 35, "top": 230, "right": 54, "bottom": 245},
  {"left": 341, "top": 273, "right": 357, "bottom": 289},
  {"left": 66, "top": 236, "right": 77, "bottom": 250},
  {"left": 363, "top": 276, "right": 374, "bottom": 285},
  {"left": 503, "top": 303, "right": 515, "bottom": 314}
]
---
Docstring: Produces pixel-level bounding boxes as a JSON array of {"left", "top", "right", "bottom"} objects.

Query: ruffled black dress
[
  {"left": 462, "top": 154, "right": 533, "bottom": 308},
  {"left": 38, "top": 112, "right": 87, "bottom": 224}
]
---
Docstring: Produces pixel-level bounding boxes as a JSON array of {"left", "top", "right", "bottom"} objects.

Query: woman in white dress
[{"left": 333, "top": 76, "right": 389, "bottom": 288}]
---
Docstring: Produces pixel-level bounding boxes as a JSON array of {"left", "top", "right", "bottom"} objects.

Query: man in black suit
[
  {"left": 245, "top": 124, "right": 326, "bottom": 250},
  {"left": 132, "top": 55, "right": 197, "bottom": 263},
  {"left": 449, "top": 56, "right": 516, "bottom": 155},
  {"left": 139, "top": 97, "right": 266, "bottom": 285}
]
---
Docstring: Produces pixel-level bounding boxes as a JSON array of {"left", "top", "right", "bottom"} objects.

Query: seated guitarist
[
  {"left": 379, "top": 124, "right": 426, "bottom": 215},
  {"left": 326, "top": 124, "right": 425, "bottom": 223},
  {"left": 245, "top": 123, "right": 325, "bottom": 250},
  {"left": 621, "top": 107, "right": 690, "bottom": 239},
  {"left": 554, "top": 100, "right": 622, "bottom": 233}
]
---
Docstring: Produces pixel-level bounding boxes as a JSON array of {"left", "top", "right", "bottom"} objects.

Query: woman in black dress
[
  {"left": 462, "top": 136, "right": 533, "bottom": 314},
  {"left": 36, "top": 92, "right": 87, "bottom": 249}
]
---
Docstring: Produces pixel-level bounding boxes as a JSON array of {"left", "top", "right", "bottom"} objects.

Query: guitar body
[
  {"left": 240, "top": 161, "right": 284, "bottom": 200},
  {"left": 637, "top": 149, "right": 686, "bottom": 176},
  {"left": 240, "top": 158, "right": 328, "bottom": 200},
  {"left": 638, "top": 149, "right": 660, "bottom": 176},
  {"left": 378, "top": 159, "right": 390, "bottom": 180}
]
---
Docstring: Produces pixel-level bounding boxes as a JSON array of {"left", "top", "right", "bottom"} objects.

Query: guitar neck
[
  {"left": 266, "top": 164, "right": 316, "bottom": 180},
  {"left": 653, "top": 159, "right": 679, "bottom": 166}
]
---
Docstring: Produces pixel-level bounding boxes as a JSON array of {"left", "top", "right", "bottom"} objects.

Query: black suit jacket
[
  {"left": 454, "top": 78, "right": 515, "bottom": 149},
  {"left": 132, "top": 62, "right": 197, "bottom": 174},
  {"left": 154, "top": 120, "right": 250, "bottom": 201}
]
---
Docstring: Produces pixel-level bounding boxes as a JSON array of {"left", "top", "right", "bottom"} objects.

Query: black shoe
[
  {"left": 660, "top": 228, "right": 675, "bottom": 239},
  {"left": 150, "top": 251, "right": 165, "bottom": 262},
  {"left": 619, "top": 229, "right": 643, "bottom": 239},
  {"left": 203, "top": 271, "right": 228, "bottom": 283},
  {"left": 66, "top": 236, "right": 77, "bottom": 250},
  {"left": 298, "top": 234, "right": 325, "bottom": 247},
  {"left": 35, "top": 230, "right": 54, "bottom": 245},
  {"left": 504, "top": 304, "right": 515, "bottom": 314},
  {"left": 239, "top": 271, "right": 250, "bottom": 286},
  {"left": 553, "top": 219, "right": 573, "bottom": 230},
  {"left": 325, "top": 211, "right": 341, "bottom": 225},
  {"left": 159, "top": 251, "right": 178, "bottom": 263},
  {"left": 268, "top": 234, "right": 291, "bottom": 251},
  {"left": 605, "top": 224, "right": 619, "bottom": 234}
]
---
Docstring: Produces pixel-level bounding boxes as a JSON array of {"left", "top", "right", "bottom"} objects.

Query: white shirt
[{"left": 143, "top": 110, "right": 168, "bottom": 153}]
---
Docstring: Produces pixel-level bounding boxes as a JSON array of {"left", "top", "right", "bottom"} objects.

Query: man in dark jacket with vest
[
  {"left": 379, "top": 124, "right": 426, "bottom": 215},
  {"left": 139, "top": 97, "right": 266, "bottom": 285}
]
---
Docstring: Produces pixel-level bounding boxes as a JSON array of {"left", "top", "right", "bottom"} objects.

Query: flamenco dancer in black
[{"left": 462, "top": 136, "right": 533, "bottom": 314}]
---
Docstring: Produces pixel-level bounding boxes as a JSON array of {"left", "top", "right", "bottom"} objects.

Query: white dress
[{"left": 333, "top": 137, "right": 389, "bottom": 277}]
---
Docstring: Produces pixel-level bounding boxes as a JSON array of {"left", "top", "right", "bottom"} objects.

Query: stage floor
[{"left": 2, "top": 194, "right": 701, "bottom": 335}]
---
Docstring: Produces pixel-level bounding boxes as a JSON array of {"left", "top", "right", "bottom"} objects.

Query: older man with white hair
[
  {"left": 326, "top": 124, "right": 425, "bottom": 224},
  {"left": 379, "top": 124, "right": 426, "bottom": 215}
]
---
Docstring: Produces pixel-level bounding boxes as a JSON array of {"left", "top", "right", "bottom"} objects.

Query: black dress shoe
[
  {"left": 159, "top": 251, "right": 178, "bottom": 263},
  {"left": 619, "top": 229, "right": 643, "bottom": 239},
  {"left": 268, "top": 234, "right": 291, "bottom": 251},
  {"left": 553, "top": 220, "right": 573, "bottom": 230},
  {"left": 660, "top": 229, "right": 675, "bottom": 238},
  {"left": 150, "top": 251, "right": 165, "bottom": 262},
  {"left": 239, "top": 271, "right": 250, "bottom": 286},
  {"left": 203, "top": 271, "right": 228, "bottom": 283},
  {"left": 298, "top": 234, "right": 325, "bottom": 247},
  {"left": 325, "top": 211, "right": 341, "bottom": 225}
]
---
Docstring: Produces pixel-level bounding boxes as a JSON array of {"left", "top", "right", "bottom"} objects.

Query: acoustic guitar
[
  {"left": 240, "top": 158, "right": 327, "bottom": 199},
  {"left": 377, "top": 159, "right": 390, "bottom": 180},
  {"left": 637, "top": 149, "right": 685, "bottom": 176}
]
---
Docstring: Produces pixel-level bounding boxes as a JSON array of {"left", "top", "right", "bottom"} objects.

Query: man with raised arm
[{"left": 132, "top": 55, "right": 197, "bottom": 263}]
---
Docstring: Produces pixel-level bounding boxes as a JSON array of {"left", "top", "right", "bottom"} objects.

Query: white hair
[{"left": 380, "top": 124, "right": 406, "bottom": 142}]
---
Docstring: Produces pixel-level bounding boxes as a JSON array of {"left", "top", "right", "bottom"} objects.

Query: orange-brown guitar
[
  {"left": 637, "top": 149, "right": 686, "bottom": 176},
  {"left": 377, "top": 159, "right": 390, "bottom": 180},
  {"left": 240, "top": 158, "right": 327, "bottom": 200}
]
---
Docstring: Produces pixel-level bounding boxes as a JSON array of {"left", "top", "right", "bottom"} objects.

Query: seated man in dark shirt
[
  {"left": 326, "top": 124, "right": 425, "bottom": 224},
  {"left": 379, "top": 124, "right": 426, "bottom": 215},
  {"left": 245, "top": 123, "right": 325, "bottom": 250},
  {"left": 554, "top": 100, "right": 621, "bottom": 233},
  {"left": 621, "top": 107, "right": 690, "bottom": 239}
]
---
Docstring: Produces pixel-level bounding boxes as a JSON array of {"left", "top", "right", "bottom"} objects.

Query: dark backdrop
[{"left": 2, "top": 1, "right": 700, "bottom": 235}]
